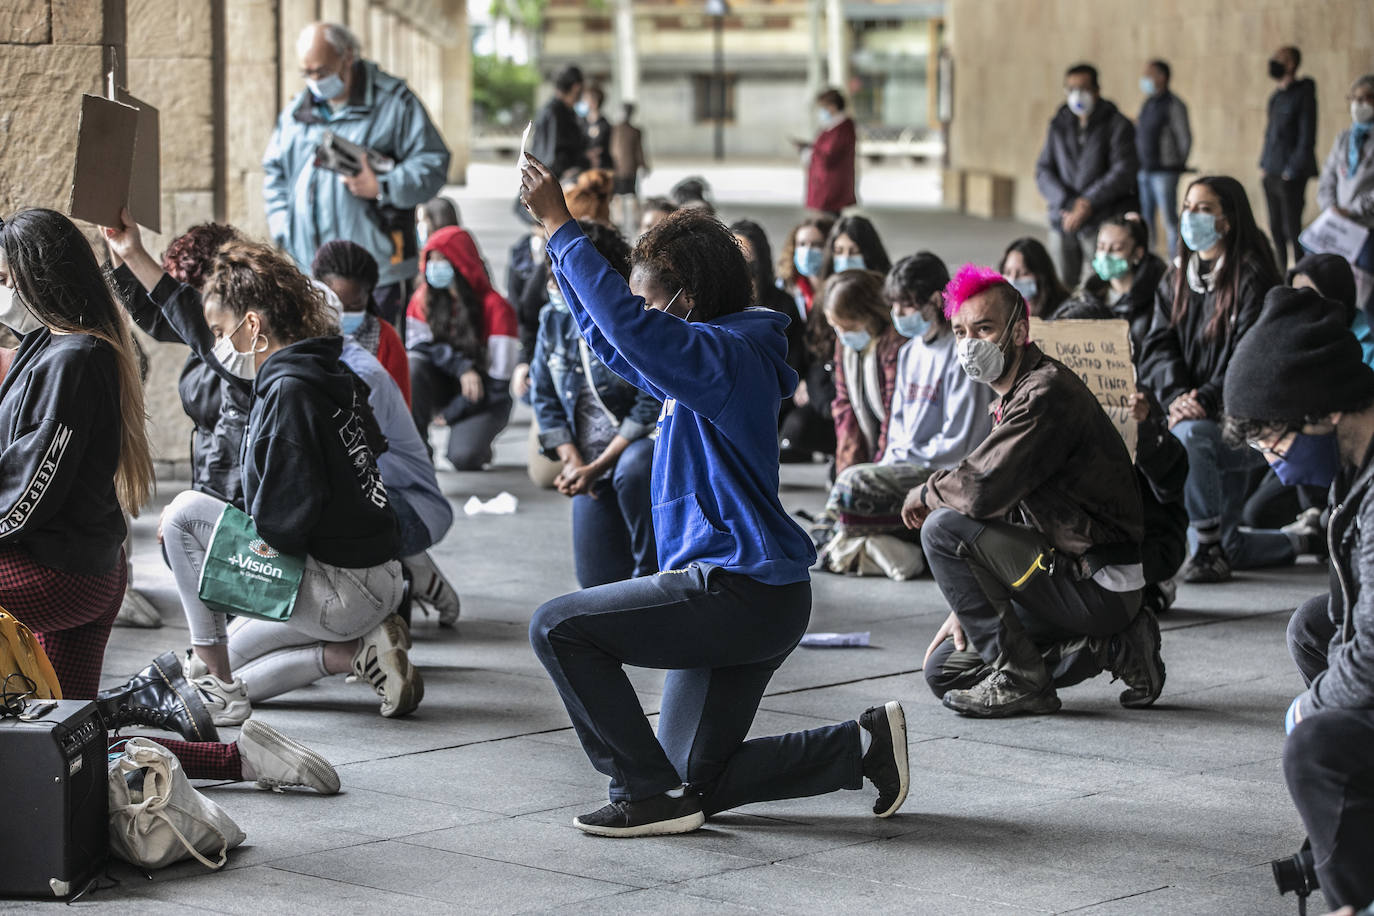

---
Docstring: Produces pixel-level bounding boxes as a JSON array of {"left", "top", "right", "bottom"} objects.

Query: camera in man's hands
[{"left": 1272, "top": 840, "right": 1319, "bottom": 914}]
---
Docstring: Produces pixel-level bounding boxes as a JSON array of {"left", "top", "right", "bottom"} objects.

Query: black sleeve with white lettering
[{"left": 0, "top": 341, "right": 105, "bottom": 543}]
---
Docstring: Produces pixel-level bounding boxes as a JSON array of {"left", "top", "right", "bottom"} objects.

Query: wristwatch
[{"left": 375, "top": 176, "right": 387, "bottom": 203}]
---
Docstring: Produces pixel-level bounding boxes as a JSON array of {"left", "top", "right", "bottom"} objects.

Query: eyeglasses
[{"left": 1247, "top": 433, "right": 1295, "bottom": 460}]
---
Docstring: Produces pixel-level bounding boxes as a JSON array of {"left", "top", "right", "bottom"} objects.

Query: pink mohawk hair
[{"left": 943, "top": 263, "right": 1027, "bottom": 320}]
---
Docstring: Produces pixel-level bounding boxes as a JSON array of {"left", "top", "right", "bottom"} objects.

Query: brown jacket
[
  {"left": 921, "top": 344, "right": 1143, "bottom": 564},
  {"left": 609, "top": 123, "right": 646, "bottom": 180}
]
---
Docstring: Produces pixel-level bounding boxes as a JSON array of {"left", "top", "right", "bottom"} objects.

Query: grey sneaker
[
  {"left": 1110, "top": 607, "right": 1166, "bottom": 709},
  {"left": 941, "top": 670, "right": 1061, "bottom": 718},
  {"left": 237, "top": 720, "right": 340, "bottom": 794}
]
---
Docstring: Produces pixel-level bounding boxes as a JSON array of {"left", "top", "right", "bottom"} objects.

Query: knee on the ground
[{"left": 448, "top": 441, "right": 491, "bottom": 471}]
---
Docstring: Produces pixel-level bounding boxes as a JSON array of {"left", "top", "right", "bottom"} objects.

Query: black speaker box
[{"left": 0, "top": 700, "right": 108, "bottom": 898}]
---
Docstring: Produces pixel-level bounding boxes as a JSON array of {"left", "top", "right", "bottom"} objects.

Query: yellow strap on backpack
[{"left": 0, "top": 609, "right": 62, "bottom": 700}]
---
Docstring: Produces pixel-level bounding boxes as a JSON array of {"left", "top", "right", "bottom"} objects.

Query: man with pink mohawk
[{"left": 901, "top": 263, "right": 1165, "bottom": 717}]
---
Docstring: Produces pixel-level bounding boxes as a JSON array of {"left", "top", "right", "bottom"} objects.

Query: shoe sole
[
  {"left": 241, "top": 720, "right": 341, "bottom": 794},
  {"left": 874, "top": 700, "right": 909, "bottom": 818},
  {"left": 572, "top": 809, "right": 706, "bottom": 838},
  {"left": 942, "top": 691, "right": 1062, "bottom": 718}
]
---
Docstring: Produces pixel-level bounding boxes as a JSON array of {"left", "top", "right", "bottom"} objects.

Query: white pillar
[
  {"left": 806, "top": 0, "right": 823, "bottom": 100},
  {"left": 614, "top": 0, "right": 639, "bottom": 104},
  {"left": 825, "top": 0, "right": 847, "bottom": 91}
]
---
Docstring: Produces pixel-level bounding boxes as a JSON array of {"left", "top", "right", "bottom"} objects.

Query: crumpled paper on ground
[
  {"left": 799, "top": 631, "right": 871, "bottom": 648},
  {"left": 463, "top": 492, "right": 519, "bottom": 516}
]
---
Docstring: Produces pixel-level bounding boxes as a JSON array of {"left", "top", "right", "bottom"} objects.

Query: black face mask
[{"left": 1268, "top": 59, "right": 1287, "bottom": 80}]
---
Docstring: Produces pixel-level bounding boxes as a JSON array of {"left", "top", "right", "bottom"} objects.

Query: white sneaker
[
  {"left": 194, "top": 672, "right": 252, "bottom": 726},
  {"left": 403, "top": 552, "right": 461, "bottom": 627},
  {"left": 352, "top": 615, "right": 423, "bottom": 718},
  {"left": 237, "top": 720, "right": 340, "bottom": 794},
  {"left": 115, "top": 590, "right": 163, "bottom": 628},
  {"left": 184, "top": 649, "right": 208, "bottom": 680}
]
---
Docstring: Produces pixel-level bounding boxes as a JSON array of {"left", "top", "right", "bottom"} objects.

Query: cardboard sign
[
  {"left": 1299, "top": 207, "right": 1370, "bottom": 263},
  {"left": 69, "top": 94, "right": 140, "bottom": 228},
  {"left": 1028, "top": 317, "right": 1138, "bottom": 457},
  {"left": 115, "top": 90, "right": 161, "bottom": 233}
]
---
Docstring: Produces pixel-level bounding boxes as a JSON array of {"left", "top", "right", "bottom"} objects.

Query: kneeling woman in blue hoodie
[
  {"left": 520, "top": 156, "right": 911, "bottom": 838},
  {"left": 155, "top": 241, "right": 422, "bottom": 723}
]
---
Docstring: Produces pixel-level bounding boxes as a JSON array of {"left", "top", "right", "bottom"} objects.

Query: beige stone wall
[{"left": 946, "top": 0, "right": 1374, "bottom": 228}]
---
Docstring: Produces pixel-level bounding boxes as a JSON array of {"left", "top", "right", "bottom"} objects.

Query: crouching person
[
  {"left": 906, "top": 265, "right": 1164, "bottom": 717},
  {"left": 1221, "top": 286, "right": 1374, "bottom": 911}
]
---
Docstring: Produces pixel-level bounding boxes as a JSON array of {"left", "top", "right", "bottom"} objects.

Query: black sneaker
[
  {"left": 1181, "top": 542, "right": 1231, "bottom": 583},
  {"left": 859, "top": 701, "right": 909, "bottom": 818},
  {"left": 573, "top": 794, "right": 705, "bottom": 838},
  {"left": 941, "top": 670, "right": 1061, "bottom": 718},
  {"left": 1110, "top": 607, "right": 1166, "bottom": 709}
]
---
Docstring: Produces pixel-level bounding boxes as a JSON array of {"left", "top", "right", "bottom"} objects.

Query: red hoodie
[{"left": 406, "top": 227, "right": 520, "bottom": 380}]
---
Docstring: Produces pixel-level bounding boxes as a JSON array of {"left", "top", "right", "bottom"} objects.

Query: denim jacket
[{"left": 530, "top": 302, "right": 659, "bottom": 456}]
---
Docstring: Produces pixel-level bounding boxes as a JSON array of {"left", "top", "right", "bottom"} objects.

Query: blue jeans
[
  {"left": 1172, "top": 419, "right": 1294, "bottom": 569},
  {"left": 571, "top": 437, "right": 657, "bottom": 588},
  {"left": 1138, "top": 170, "right": 1181, "bottom": 257},
  {"left": 387, "top": 487, "right": 436, "bottom": 558},
  {"left": 529, "top": 565, "right": 863, "bottom": 810}
]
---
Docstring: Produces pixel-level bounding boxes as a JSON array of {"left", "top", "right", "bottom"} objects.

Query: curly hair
[
  {"left": 161, "top": 223, "right": 240, "bottom": 289},
  {"left": 580, "top": 219, "right": 631, "bottom": 280},
  {"left": 203, "top": 241, "right": 336, "bottom": 344},
  {"left": 631, "top": 209, "right": 751, "bottom": 322},
  {"left": 566, "top": 169, "right": 615, "bottom": 224},
  {"left": 311, "top": 239, "right": 379, "bottom": 293}
]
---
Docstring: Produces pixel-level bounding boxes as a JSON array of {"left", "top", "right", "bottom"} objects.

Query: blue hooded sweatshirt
[{"left": 546, "top": 221, "right": 816, "bottom": 586}]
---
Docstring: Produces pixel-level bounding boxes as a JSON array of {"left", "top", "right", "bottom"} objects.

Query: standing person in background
[
  {"left": 1261, "top": 45, "right": 1319, "bottom": 273},
  {"left": 998, "top": 237, "right": 1070, "bottom": 319},
  {"left": 416, "top": 197, "right": 460, "bottom": 249},
  {"left": 611, "top": 103, "right": 649, "bottom": 233},
  {"left": 1035, "top": 63, "right": 1139, "bottom": 284},
  {"left": 1136, "top": 59, "right": 1192, "bottom": 257},
  {"left": 1317, "top": 74, "right": 1374, "bottom": 312},
  {"left": 531, "top": 65, "right": 589, "bottom": 183},
  {"left": 579, "top": 85, "right": 613, "bottom": 172},
  {"left": 798, "top": 89, "right": 858, "bottom": 220},
  {"left": 263, "top": 22, "right": 450, "bottom": 324}
]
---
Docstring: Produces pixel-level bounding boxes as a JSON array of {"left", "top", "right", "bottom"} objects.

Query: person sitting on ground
[
  {"left": 825, "top": 270, "right": 906, "bottom": 475},
  {"left": 416, "top": 196, "right": 460, "bottom": 248},
  {"left": 1220, "top": 285, "right": 1374, "bottom": 912},
  {"left": 638, "top": 196, "right": 677, "bottom": 236},
  {"left": 1070, "top": 214, "right": 1168, "bottom": 354},
  {"left": 1139, "top": 176, "right": 1290, "bottom": 583},
  {"left": 127, "top": 240, "right": 421, "bottom": 723},
  {"left": 1242, "top": 254, "right": 1362, "bottom": 539},
  {"left": 731, "top": 220, "right": 806, "bottom": 401},
  {"left": 0, "top": 209, "right": 154, "bottom": 700},
  {"left": 313, "top": 239, "right": 410, "bottom": 403},
  {"left": 531, "top": 220, "right": 659, "bottom": 589},
  {"left": 520, "top": 154, "right": 910, "bottom": 837},
  {"left": 565, "top": 169, "right": 616, "bottom": 226},
  {"left": 820, "top": 214, "right": 892, "bottom": 281},
  {"left": 775, "top": 218, "right": 836, "bottom": 463},
  {"left": 908, "top": 263, "right": 1164, "bottom": 718},
  {"left": 408, "top": 226, "right": 520, "bottom": 470},
  {"left": 777, "top": 216, "right": 834, "bottom": 320},
  {"left": 999, "top": 237, "right": 1071, "bottom": 319},
  {"left": 814, "top": 253, "right": 995, "bottom": 579}
]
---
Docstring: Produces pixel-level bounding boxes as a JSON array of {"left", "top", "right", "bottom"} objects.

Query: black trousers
[
  {"left": 1262, "top": 174, "right": 1309, "bottom": 273},
  {"left": 1242, "top": 468, "right": 1325, "bottom": 530},
  {"left": 1284, "top": 595, "right": 1374, "bottom": 908}
]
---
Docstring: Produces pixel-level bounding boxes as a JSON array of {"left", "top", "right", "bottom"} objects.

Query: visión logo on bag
[{"left": 229, "top": 546, "right": 286, "bottom": 579}]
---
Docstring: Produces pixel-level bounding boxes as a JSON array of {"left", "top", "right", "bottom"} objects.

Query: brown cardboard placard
[
  {"left": 1028, "top": 317, "right": 1138, "bottom": 458},
  {"left": 115, "top": 89, "right": 161, "bottom": 233},
  {"left": 69, "top": 94, "right": 139, "bottom": 229}
]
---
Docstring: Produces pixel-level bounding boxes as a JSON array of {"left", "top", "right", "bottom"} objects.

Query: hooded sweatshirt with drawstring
[
  {"left": 545, "top": 220, "right": 816, "bottom": 585},
  {"left": 244, "top": 335, "right": 399, "bottom": 568}
]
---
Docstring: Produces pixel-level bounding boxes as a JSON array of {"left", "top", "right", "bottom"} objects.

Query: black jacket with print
[
  {"left": 0, "top": 330, "right": 125, "bottom": 575},
  {"left": 244, "top": 335, "right": 399, "bottom": 568}
]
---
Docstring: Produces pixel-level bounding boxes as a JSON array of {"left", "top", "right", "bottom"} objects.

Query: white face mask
[
  {"left": 1066, "top": 89, "right": 1095, "bottom": 117},
  {"left": 956, "top": 311, "right": 1020, "bottom": 384},
  {"left": 0, "top": 285, "right": 44, "bottom": 336},
  {"left": 212, "top": 316, "right": 259, "bottom": 381},
  {"left": 1352, "top": 100, "right": 1374, "bottom": 126}
]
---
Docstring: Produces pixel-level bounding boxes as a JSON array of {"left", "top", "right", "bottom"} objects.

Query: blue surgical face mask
[
  {"left": 426, "top": 259, "right": 456, "bottom": 290},
  {"left": 892, "top": 307, "right": 929, "bottom": 339},
  {"left": 308, "top": 67, "right": 347, "bottom": 102},
  {"left": 339, "top": 312, "right": 367, "bottom": 335},
  {"left": 548, "top": 287, "right": 569, "bottom": 312},
  {"left": 575, "top": 100, "right": 590, "bottom": 118},
  {"left": 1010, "top": 277, "right": 1038, "bottom": 303},
  {"left": 818, "top": 107, "right": 833, "bottom": 126},
  {"left": 833, "top": 254, "right": 866, "bottom": 273},
  {"left": 1272, "top": 433, "right": 1341, "bottom": 488},
  {"left": 1139, "top": 76, "right": 1158, "bottom": 96},
  {"left": 1180, "top": 210, "right": 1222, "bottom": 252},
  {"left": 416, "top": 225, "right": 429, "bottom": 249},
  {"left": 794, "top": 246, "right": 824, "bottom": 278},
  {"left": 839, "top": 329, "right": 872, "bottom": 351}
]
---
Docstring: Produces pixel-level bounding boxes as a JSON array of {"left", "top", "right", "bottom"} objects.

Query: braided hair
[{"left": 311, "top": 239, "right": 379, "bottom": 296}]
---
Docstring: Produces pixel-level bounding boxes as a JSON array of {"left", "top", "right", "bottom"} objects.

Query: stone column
[
  {"left": 439, "top": 0, "right": 470, "bottom": 183},
  {"left": 613, "top": 0, "right": 638, "bottom": 104},
  {"left": 824, "top": 0, "right": 847, "bottom": 91}
]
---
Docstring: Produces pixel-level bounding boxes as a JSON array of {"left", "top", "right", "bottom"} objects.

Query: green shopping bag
[{"left": 196, "top": 505, "right": 306, "bottom": 622}]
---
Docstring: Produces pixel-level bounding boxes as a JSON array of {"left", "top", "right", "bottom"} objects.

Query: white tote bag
[{"left": 107, "top": 738, "right": 246, "bottom": 870}]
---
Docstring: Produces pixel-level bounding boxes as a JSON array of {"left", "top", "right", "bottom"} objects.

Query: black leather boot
[{"left": 96, "top": 650, "right": 219, "bottom": 742}]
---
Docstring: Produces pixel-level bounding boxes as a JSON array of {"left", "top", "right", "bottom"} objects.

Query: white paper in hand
[{"left": 516, "top": 121, "right": 532, "bottom": 173}]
